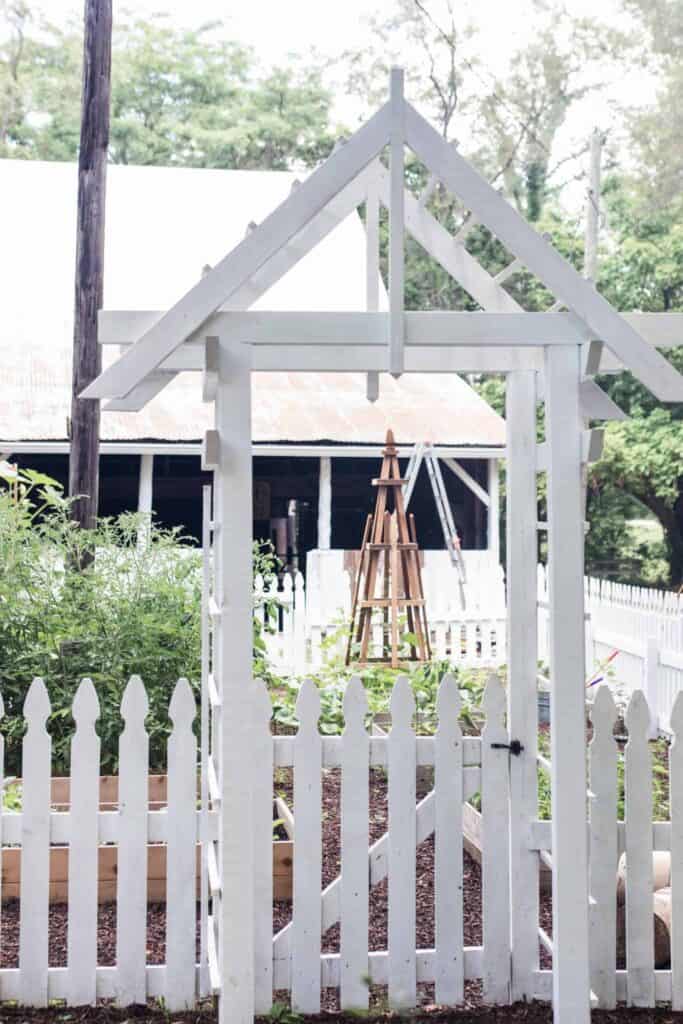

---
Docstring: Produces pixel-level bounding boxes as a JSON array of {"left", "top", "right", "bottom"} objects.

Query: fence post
[{"left": 644, "top": 636, "right": 660, "bottom": 739}]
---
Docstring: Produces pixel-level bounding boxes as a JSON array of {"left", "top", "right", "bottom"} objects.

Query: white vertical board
[
  {"left": 215, "top": 336, "right": 255, "bottom": 1024},
  {"left": 252, "top": 678, "right": 274, "bottom": 1013},
  {"left": 68, "top": 679, "right": 101, "bottom": 1006},
  {"left": 505, "top": 369, "right": 539, "bottom": 1001},
  {"left": 434, "top": 674, "right": 463, "bottom": 1004},
  {"left": 388, "top": 675, "right": 416, "bottom": 1009},
  {"left": 544, "top": 344, "right": 591, "bottom": 1024},
  {"left": 670, "top": 691, "right": 683, "bottom": 1009},
  {"left": 166, "top": 678, "right": 198, "bottom": 1010},
  {"left": 0, "top": 689, "right": 4, "bottom": 983},
  {"left": 317, "top": 457, "right": 332, "bottom": 550},
  {"left": 340, "top": 676, "right": 370, "bottom": 1010},
  {"left": 588, "top": 684, "right": 618, "bottom": 1009},
  {"left": 116, "top": 675, "right": 149, "bottom": 1005},
  {"left": 292, "top": 679, "right": 322, "bottom": 1013},
  {"left": 19, "top": 678, "right": 51, "bottom": 1007},
  {"left": 389, "top": 68, "right": 405, "bottom": 377},
  {"left": 199, "top": 484, "right": 212, "bottom": 998},
  {"left": 624, "top": 689, "right": 654, "bottom": 1007},
  {"left": 481, "top": 673, "right": 510, "bottom": 1004}
]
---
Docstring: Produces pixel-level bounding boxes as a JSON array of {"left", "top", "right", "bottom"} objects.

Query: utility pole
[{"left": 69, "top": 0, "right": 112, "bottom": 531}]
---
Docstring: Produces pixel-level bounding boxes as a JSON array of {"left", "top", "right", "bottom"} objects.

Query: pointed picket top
[
  {"left": 670, "top": 690, "right": 683, "bottom": 739},
  {"left": 626, "top": 688, "right": 650, "bottom": 737},
  {"left": 591, "top": 683, "right": 617, "bottom": 734},
  {"left": 343, "top": 675, "right": 368, "bottom": 734},
  {"left": 436, "top": 672, "right": 461, "bottom": 723},
  {"left": 295, "top": 678, "right": 321, "bottom": 732},
  {"left": 121, "top": 674, "right": 149, "bottom": 723},
  {"left": 390, "top": 674, "right": 415, "bottom": 731},
  {"left": 169, "top": 678, "right": 196, "bottom": 728},
  {"left": 23, "top": 676, "right": 50, "bottom": 723},
  {"left": 72, "top": 678, "right": 100, "bottom": 727},
  {"left": 482, "top": 672, "right": 506, "bottom": 725},
  {"left": 252, "top": 676, "right": 273, "bottom": 731}
]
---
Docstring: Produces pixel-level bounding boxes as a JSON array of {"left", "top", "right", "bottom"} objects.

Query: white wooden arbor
[{"left": 84, "top": 70, "right": 683, "bottom": 1024}]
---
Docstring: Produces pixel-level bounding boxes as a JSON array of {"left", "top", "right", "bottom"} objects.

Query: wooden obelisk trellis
[{"left": 347, "top": 430, "right": 430, "bottom": 668}]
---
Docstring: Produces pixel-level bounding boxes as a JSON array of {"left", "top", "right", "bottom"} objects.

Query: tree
[{"left": 0, "top": 8, "right": 338, "bottom": 169}]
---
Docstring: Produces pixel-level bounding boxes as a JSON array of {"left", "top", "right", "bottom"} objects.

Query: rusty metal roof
[{"left": 0, "top": 159, "right": 504, "bottom": 449}]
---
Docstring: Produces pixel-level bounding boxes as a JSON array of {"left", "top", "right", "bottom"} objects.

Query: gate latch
[{"left": 491, "top": 739, "right": 524, "bottom": 756}]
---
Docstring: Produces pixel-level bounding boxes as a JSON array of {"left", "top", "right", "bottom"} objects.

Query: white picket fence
[
  {"left": 0, "top": 676, "right": 203, "bottom": 1009},
  {"left": 255, "top": 571, "right": 507, "bottom": 676},
  {"left": 538, "top": 567, "right": 683, "bottom": 736}
]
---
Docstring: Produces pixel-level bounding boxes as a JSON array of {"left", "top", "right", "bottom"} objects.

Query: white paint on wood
[
  {"left": 317, "top": 457, "right": 332, "bottom": 551},
  {"left": 388, "top": 675, "right": 416, "bottom": 1008},
  {"left": 389, "top": 68, "right": 405, "bottom": 377},
  {"left": 0, "top": 689, "right": 4, "bottom": 981},
  {"left": 19, "top": 678, "right": 51, "bottom": 1007},
  {"left": 544, "top": 344, "right": 591, "bottom": 1024},
  {"left": 292, "top": 679, "right": 322, "bottom": 1013},
  {"left": 625, "top": 690, "right": 654, "bottom": 1006},
  {"left": 252, "top": 678, "right": 274, "bottom": 1014},
  {"left": 434, "top": 674, "right": 464, "bottom": 1004},
  {"left": 82, "top": 102, "right": 392, "bottom": 399},
  {"left": 588, "top": 684, "right": 618, "bottom": 1009},
  {"left": 137, "top": 453, "right": 154, "bottom": 549},
  {"left": 340, "top": 677, "right": 370, "bottom": 1010},
  {"left": 199, "top": 484, "right": 212, "bottom": 999},
  {"left": 505, "top": 371, "right": 539, "bottom": 1001},
  {"left": 365, "top": 167, "right": 381, "bottom": 403},
  {"left": 68, "top": 679, "right": 100, "bottom": 1006},
  {"left": 404, "top": 102, "right": 683, "bottom": 402},
  {"left": 214, "top": 337, "right": 255, "bottom": 1024},
  {"left": 481, "top": 673, "right": 510, "bottom": 1004},
  {"left": 166, "top": 678, "right": 198, "bottom": 1010},
  {"left": 670, "top": 692, "right": 683, "bottom": 1009},
  {"left": 487, "top": 459, "right": 500, "bottom": 564},
  {"left": 116, "top": 675, "right": 149, "bottom": 1006}
]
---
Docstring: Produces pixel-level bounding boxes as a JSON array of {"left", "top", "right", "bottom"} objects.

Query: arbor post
[
  {"left": 215, "top": 337, "right": 254, "bottom": 1024},
  {"left": 545, "top": 344, "right": 591, "bottom": 1023},
  {"left": 506, "top": 371, "right": 539, "bottom": 1000},
  {"left": 69, "top": 0, "right": 112, "bottom": 529}
]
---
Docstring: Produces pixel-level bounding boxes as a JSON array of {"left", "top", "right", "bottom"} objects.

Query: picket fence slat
[
  {"left": 340, "top": 677, "right": 370, "bottom": 1011},
  {"left": 589, "top": 685, "right": 618, "bottom": 1009},
  {"left": 166, "top": 679, "right": 198, "bottom": 1010},
  {"left": 481, "top": 673, "right": 510, "bottom": 1004},
  {"left": 0, "top": 690, "right": 4, "bottom": 996},
  {"left": 116, "top": 676, "right": 150, "bottom": 1006},
  {"left": 253, "top": 678, "right": 274, "bottom": 1013},
  {"left": 292, "top": 680, "right": 322, "bottom": 1014},
  {"left": 388, "top": 676, "right": 417, "bottom": 1009},
  {"left": 20, "top": 678, "right": 52, "bottom": 1007},
  {"left": 434, "top": 674, "right": 463, "bottom": 1005},
  {"left": 670, "top": 692, "right": 683, "bottom": 1009},
  {"left": 68, "top": 679, "right": 101, "bottom": 1006},
  {"left": 625, "top": 690, "right": 654, "bottom": 1007}
]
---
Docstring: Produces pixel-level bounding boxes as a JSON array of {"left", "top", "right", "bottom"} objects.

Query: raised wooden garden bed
[{"left": 1, "top": 777, "right": 294, "bottom": 904}]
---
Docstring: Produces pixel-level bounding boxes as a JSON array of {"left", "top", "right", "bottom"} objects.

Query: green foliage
[
  {"left": 0, "top": 468, "right": 279, "bottom": 775},
  {"left": 0, "top": 9, "right": 337, "bottom": 168}
]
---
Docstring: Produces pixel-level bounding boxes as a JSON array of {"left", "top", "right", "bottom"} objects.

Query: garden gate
[{"left": 85, "top": 69, "right": 683, "bottom": 1024}]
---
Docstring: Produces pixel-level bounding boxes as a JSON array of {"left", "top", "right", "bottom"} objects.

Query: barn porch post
[
  {"left": 214, "top": 336, "right": 255, "bottom": 1024},
  {"left": 544, "top": 344, "right": 591, "bottom": 1023}
]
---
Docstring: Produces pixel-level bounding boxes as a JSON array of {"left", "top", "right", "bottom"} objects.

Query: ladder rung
[
  {"left": 371, "top": 477, "right": 409, "bottom": 486},
  {"left": 360, "top": 598, "right": 425, "bottom": 608},
  {"left": 367, "top": 542, "right": 418, "bottom": 550}
]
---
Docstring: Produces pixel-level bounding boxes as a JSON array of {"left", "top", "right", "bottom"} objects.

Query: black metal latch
[{"left": 491, "top": 739, "right": 524, "bottom": 756}]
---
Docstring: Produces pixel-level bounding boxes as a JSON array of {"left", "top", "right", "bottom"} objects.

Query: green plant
[{"left": 0, "top": 468, "right": 280, "bottom": 775}]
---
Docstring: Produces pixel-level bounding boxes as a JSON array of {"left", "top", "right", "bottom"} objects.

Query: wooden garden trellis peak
[{"left": 347, "top": 429, "right": 430, "bottom": 668}]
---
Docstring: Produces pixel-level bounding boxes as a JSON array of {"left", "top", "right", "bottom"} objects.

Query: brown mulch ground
[{"left": 1, "top": 766, "right": 672, "bottom": 1020}]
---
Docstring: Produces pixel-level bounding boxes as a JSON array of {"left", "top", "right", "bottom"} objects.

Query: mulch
[{"left": 0, "top": 766, "right": 675, "bottom": 1021}]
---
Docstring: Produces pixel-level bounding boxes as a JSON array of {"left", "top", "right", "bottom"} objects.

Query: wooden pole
[{"left": 69, "top": 0, "right": 112, "bottom": 530}]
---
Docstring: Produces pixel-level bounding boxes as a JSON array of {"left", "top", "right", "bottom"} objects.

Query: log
[
  {"left": 616, "top": 850, "right": 671, "bottom": 905},
  {"left": 616, "top": 887, "right": 671, "bottom": 969}
]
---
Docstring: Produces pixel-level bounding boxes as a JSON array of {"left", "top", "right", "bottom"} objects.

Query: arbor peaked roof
[{"left": 84, "top": 80, "right": 683, "bottom": 407}]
